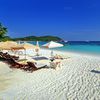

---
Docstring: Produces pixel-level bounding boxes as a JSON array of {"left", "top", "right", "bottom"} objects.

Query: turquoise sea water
[
  {"left": 55, "top": 45, "right": 100, "bottom": 55},
  {"left": 28, "top": 41, "right": 100, "bottom": 55}
]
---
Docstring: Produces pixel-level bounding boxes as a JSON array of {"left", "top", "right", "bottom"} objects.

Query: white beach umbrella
[
  {"left": 42, "top": 41, "right": 63, "bottom": 57},
  {"left": 42, "top": 41, "right": 63, "bottom": 48}
]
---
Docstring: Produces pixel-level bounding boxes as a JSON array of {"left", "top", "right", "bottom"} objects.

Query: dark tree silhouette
[{"left": 0, "top": 23, "right": 7, "bottom": 38}]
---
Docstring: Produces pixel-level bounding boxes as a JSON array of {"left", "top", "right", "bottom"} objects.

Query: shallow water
[
  {"left": 27, "top": 41, "right": 100, "bottom": 55},
  {"left": 55, "top": 45, "right": 100, "bottom": 55}
]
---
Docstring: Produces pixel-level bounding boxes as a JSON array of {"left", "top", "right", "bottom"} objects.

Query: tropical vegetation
[{"left": 0, "top": 22, "right": 63, "bottom": 42}]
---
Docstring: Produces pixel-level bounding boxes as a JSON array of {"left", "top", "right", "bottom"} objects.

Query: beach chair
[
  {"left": 0, "top": 52, "right": 8, "bottom": 60},
  {"left": 50, "top": 61, "right": 61, "bottom": 69},
  {"left": 32, "top": 56, "right": 48, "bottom": 61},
  {"left": 6, "top": 57, "right": 26, "bottom": 68},
  {"left": 27, "top": 62, "right": 38, "bottom": 71},
  {"left": 53, "top": 54, "right": 70, "bottom": 60},
  {"left": 0, "top": 52, "right": 19, "bottom": 60},
  {"left": 10, "top": 55, "right": 19, "bottom": 60},
  {"left": 7, "top": 57, "right": 30, "bottom": 70},
  {"left": 53, "top": 54, "right": 63, "bottom": 59},
  {"left": 0, "top": 52, "right": 3, "bottom": 55},
  {"left": 5, "top": 52, "right": 19, "bottom": 60},
  {"left": 0, "top": 55, "right": 5, "bottom": 61},
  {"left": 50, "top": 62, "right": 57, "bottom": 69},
  {"left": 0, "top": 52, "right": 29, "bottom": 70},
  {"left": 27, "top": 62, "right": 47, "bottom": 71}
]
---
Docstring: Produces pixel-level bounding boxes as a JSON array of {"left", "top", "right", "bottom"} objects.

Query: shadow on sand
[{"left": 91, "top": 70, "right": 100, "bottom": 74}]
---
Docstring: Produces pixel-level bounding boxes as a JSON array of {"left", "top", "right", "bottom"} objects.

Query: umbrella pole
[
  {"left": 51, "top": 50, "right": 54, "bottom": 57},
  {"left": 25, "top": 49, "right": 26, "bottom": 60}
]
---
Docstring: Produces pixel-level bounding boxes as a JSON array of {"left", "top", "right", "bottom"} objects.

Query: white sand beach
[{"left": 0, "top": 49, "right": 100, "bottom": 100}]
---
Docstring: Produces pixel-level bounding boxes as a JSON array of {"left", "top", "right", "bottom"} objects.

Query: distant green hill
[
  {"left": 0, "top": 23, "right": 63, "bottom": 42},
  {"left": 12, "top": 36, "right": 63, "bottom": 41}
]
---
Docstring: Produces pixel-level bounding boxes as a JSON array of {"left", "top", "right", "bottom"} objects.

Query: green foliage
[
  {"left": 0, "top": 36, "right": 12, "bottom": 42},
  {"left": 0, "top": 23, "right": 7, "bottom": 38},
  {"left": 13, "top": 36, "right": 62, "bottom": 41},
  {"left": 0, "top": 22, "right": 63, "bottom": 42}
]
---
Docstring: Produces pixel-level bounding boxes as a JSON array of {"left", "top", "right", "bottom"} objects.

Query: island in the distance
[
  {"left": 0, "top": 23, "right": 63, "bottom": 42},
  {"left": 1, "top": 35, "right": 63, "bottom": 42}
]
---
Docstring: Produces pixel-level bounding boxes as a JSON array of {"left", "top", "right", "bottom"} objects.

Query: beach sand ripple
[{"left": 0, "top": 50, "right": 100, "bottom": 100}]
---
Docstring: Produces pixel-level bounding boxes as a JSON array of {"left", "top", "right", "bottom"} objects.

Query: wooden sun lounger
[
  {"left": 27, "top": 62, "right": 48, "bottom": 71},
  {"left": 5, "top": 52, "right": 19, "bottom": 60},
  {"left": 7, "top": 58, "right": 33, "bottom": 71},
  {"left": 51, "top": 54, "right": 70, "bottom": 60},
  {"left": 32, "top": 56, "right": 48, "bottom": 61},
  {"left": 0, "top": 52, "right": 48, "bottom": 72},
  {"left": 7, "top": 58, "right": 37, "bottom": 72},
  {"left": 0, "top": 52, "right": 19, "bottom": 60},
  {"left": 27, "top": 62, "right": 38, "bottom": 72}
]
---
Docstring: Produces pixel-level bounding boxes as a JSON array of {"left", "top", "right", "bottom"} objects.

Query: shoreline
[{"left": 41, "top": 48, "right": 100, "bottom": 58}]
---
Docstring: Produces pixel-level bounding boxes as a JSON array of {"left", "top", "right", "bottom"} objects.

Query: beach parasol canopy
[
  {"left": 0, "top": 41, "right": 18, "bottom": 50},
  {"left": 21, "top": 42, "right": 39, "bottom": 49},
  {"left": 11, "top": 42, "right": 39, "bottom": 53},
  {"left": 42, "top": 41, "right": 63, "bottom": 48},
  {"left": 11, "top": 42, "right": 38, "bottom": 50},
  {"left": 11, "top": 42, "right": 38, "bottom": 59},
  {"left": 42, "top": 41, "right": 63, "bottom": 57}
]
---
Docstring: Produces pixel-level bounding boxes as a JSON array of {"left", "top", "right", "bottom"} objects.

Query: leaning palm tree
[{"left": 0, "top": 23, "right": 7, "bottom": 38}]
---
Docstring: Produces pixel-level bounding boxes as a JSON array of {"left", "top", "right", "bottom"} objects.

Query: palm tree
[{"left": 0, "top": 23, "right": 7, "bottom": 38}]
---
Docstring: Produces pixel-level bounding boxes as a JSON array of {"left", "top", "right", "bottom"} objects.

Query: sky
[{"left": 0, "top": 0, "right": 100, "bottom": 41}]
